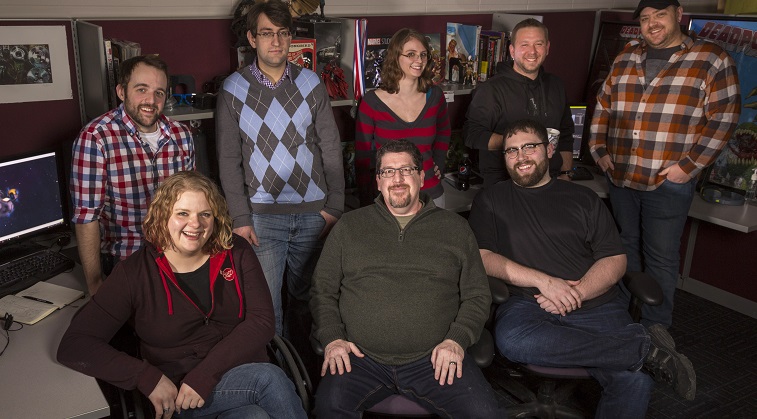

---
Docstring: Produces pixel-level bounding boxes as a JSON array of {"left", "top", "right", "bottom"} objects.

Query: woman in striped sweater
[{"left": 355, "top": 28, "right": 451, "bottom": 207}]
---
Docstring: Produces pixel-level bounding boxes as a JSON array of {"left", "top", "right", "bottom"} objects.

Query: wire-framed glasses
[
  {"left": 400, "top": 51, "right": 429, "bottom": 61},
  {"left": 256, "top": 30, "right": 292, "bottom": 39},
  {"left": 377, "top": 166, "right": 420, "bottom": 178}
]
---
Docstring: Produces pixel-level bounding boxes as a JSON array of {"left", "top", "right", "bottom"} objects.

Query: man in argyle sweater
[{"left": 216, "top": 0, "right": 344, "bottom": 346}]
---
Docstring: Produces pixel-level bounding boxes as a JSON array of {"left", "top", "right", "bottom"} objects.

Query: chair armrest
[
  {"left": 623, "top": 271, "right": 663, "bottom": 307},
  {"left": 469, "top": 329, "right": 495, "bottom": 368},
  {"left": 488, "top": 276, "right": 509, "bottom": 305},
  {"left": 310, "top": 335, "right": 325, "bottom": 357}
]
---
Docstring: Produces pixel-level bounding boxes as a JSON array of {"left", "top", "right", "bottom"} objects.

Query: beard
[
  {"left": 123, "top": 92, "right": 160, "bottom": 131},
  {"left": 387, "top": 185, "right": 413, "bottom": 209},
  {"left": 509, "top": 157, "right": 549, "bottom": 187}
]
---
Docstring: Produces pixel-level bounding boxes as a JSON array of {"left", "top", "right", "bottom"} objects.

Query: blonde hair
[{"left": 143, "top": 171, "right": 233, "bottom": 254}]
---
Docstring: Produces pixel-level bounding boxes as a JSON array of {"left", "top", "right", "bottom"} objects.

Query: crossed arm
[{"left": 479, "top": 249, "right": 626, "bottom": 315}]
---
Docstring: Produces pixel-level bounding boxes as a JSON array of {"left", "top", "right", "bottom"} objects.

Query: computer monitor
[
  {"left": 570, "top": 105, "right": 587, "bottom": 160},
  {"left": 0, "top": 151, "right": 68, "bottom": 252}
]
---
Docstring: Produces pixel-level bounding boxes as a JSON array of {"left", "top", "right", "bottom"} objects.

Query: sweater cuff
[
  {"left": 316, "top": 325, "right": 347, "bottom": 348},
  {"left": 232, "top": 214, "right": 252, "bottom": 229},
  {"left": 182, "top": 370, "right": 216, "bottom": 400},
  {"left": 136, "top": 362, "right": 166, "bottom": 398},
  {"left": 445, "top": 326, "right": 474, "bottom": 351},
  {"left": 322, "top": 206, "right": 343, "bottom": 220}
]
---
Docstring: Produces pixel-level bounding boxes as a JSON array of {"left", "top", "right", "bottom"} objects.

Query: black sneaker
[{"left": 643, "top": 324, "right": 696, "bottom": 401}]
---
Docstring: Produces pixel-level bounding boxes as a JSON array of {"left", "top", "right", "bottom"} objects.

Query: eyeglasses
[
  {"left": 256, "top": 30, "right": 292, "bottom": 39},
  {"left": 377, "top": 166, "right": 420, "bottom": 178},
  {"left": 503, "top": 142, "right": 547, "bottom": 159},
  {"left": 400, "top": 51, "right": 429, "bottom": 61},
  {"left": 172, "top": 93, "right": 196, "bottom": 106}
]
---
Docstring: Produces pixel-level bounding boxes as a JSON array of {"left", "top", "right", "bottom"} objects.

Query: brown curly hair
[
  {"left": 379, "top": 28, "right": 434, "bottom": 94},
  {"left": 143, "top": 171, "right": 233, "bottom": 255}
]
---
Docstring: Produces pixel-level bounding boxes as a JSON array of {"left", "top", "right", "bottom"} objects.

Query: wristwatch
[{"left": 559, "top": 170, "right": 573, "bottom": 177}]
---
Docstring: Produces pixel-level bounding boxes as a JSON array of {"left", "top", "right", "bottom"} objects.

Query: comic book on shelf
[
  {"left": 424, "top": 33, "right": 444, "bottom": 85},
  {"left": 289, "top": 38, "right": 316, "bottom": 71},
  {"left": 445, "top": 22, "right": 481, "bottom": 86},
  {"left": 364, "top": 36, "right": 390, "bottom": 89},
  {"left": 478, "top": 30, "right": 506, "bottom": 81}
]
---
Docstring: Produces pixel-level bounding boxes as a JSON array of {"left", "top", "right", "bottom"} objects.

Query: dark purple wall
[{"left": 0, "top": 21, "right": 81, "bottom": 158}]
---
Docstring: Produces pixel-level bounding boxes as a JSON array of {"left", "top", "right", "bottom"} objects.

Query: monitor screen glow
[{"left": 0, "top": 152, "right": 66, "bottom": 244}]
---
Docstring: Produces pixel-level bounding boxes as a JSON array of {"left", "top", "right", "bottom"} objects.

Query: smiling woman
[
  {"left": 57, "top": 171, "right": 308, "bottom": 419},
  {"left": 355, "top": 28, "right": 451, "bottom": 207}
]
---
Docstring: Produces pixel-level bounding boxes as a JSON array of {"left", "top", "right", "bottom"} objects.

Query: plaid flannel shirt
[
  {"left": 71, "top": 105, "right": 195, "bottom": 258},
  {"left": 590, "top": 35, "right": 741, "bottom": 191}
]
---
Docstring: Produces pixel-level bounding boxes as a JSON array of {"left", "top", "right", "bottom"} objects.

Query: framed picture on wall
[{"left": 0, "top": 25, "right": 72, "bottom": 104}]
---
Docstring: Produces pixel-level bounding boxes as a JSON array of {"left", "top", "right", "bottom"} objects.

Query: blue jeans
[
  {"left": 252, "top": 212, "right": 325, "bottom": 336},
  {"left": 315, "top": 353, "right": 507, "bottom": 418},
  {"left": 607, "top": 178, "right": 695, "bottom": 327},
  {"left": 175, "top": 363, "right": 306, "bottom": 419},
  {"left": 495, "top": 296, "right": 655, "bottom": 418}
]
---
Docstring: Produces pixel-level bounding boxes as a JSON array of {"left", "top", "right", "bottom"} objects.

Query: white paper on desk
[
  {"left": 0, "top": 295, "right": 57, "bottom": 325},
  {"left": 15, "top": 282, "right": 84, "bottom": 309}
]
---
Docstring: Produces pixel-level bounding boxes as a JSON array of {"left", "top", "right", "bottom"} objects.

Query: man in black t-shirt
[{"left": 468, "top": 119, "right": 697, "bottom": 416}]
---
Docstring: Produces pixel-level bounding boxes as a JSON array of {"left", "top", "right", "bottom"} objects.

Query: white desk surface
[
  {"left": 441, "top": 179, "right": 481, "bottom": 212},
  {"left": 0, "top": 265, "right": 110, "bottom": 419}
]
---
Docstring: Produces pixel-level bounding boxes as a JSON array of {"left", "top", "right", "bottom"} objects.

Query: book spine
[{"left": 103, "top": 39, "right": 117, "bottom": 109}]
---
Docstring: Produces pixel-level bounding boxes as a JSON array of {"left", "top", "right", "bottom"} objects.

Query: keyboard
[{"left": 0, "top": 250, "right": 75, "bottom": 298}]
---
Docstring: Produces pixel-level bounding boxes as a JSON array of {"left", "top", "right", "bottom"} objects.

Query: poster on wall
[
  {"left": 689, "top": 17, "right": 757, "bottom": 192},
  {"left": 0, "top": 26, "right": 72, "bottom": 104}
]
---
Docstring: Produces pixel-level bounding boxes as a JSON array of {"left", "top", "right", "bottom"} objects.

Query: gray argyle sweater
[{"left": 216, "top": 64, "right": 344, "bottom": 228}]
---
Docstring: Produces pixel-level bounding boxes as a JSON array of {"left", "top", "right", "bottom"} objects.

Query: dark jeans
[
  {"left": 495, "top": 296, "right": 655, "bottom": 418},
  {"left": 315, "top": 352, "right": 506, "bottom": 418},
  {"left": 607, "top": 178, "right": 696, "bottom": 327}
]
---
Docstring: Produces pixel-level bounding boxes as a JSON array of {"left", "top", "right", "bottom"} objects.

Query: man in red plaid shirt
[
  {"left": 71, "top": 55, "right": 195, "bottom": 295},
  {"left": 589, "top": 0, "right": 741, "bottom": 327}
]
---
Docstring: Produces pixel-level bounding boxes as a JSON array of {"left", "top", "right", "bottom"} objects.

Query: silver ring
[
  {"left": 163, "top": 407, "right": 170, "bottom": 412},
  {"left": 449, "top": 361, "right": 457, "bottom": 365}
]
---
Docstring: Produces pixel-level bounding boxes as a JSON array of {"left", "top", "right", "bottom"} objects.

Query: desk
[
  {"left": 574, "top": 171, "right": 757, "bottom": 316},
  {"left": 0, "top": 265, "right": 110, "bottom": 419}
]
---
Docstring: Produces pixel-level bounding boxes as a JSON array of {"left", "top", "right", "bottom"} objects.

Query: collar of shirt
[
  {"left": 250, "top": 59, "right": 291, "bottom": 89},
  {"left": 638, "top": 33, "right": 692, "bottom": 55}
]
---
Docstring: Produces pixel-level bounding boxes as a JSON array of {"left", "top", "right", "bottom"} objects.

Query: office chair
[
  {"left": 311, "top": 329, "right": 496, "bottom": 417},
  {"left": 488, "top": 272, "right": 663, "bottom": 419},
  {"left": 102, "top": 334, "right": 312, "bottom": 419}
]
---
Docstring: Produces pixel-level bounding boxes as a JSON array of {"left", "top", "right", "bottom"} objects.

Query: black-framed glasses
[
  {"left": 256, "top": 30, "right": 292, "bottom": 39},
  {"left": 503, "top": 142, "right": 547, "bottom": 159},
  {"left": 400, "top": 51, "right": 429, "bottom": 61},
  {"left": 377, "top": 166, "right": 420, "bottom": 178},
  {"left": 172, "top": 93, "right": 196, "bottom": 106}
]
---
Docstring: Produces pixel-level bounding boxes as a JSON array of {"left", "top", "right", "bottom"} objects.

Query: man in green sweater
[{"left": 311, "top": 140, "right": 504, "bottom": 417}]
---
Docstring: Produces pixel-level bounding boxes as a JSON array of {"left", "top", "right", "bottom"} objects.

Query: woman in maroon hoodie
[{"left": 58, "top": 171, "right": 306, "bottom": 419}]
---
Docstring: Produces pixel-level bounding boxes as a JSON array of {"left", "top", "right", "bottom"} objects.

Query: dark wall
[
  {"left": 0, "top": 21, "right": 81, "bottom": 159},
  {"left": 89, "top": 19, "right": 237, "bottom": 94}
]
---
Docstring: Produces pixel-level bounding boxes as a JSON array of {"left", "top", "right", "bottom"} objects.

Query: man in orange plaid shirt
[{"left": 589, "top": 0, "right": 741, "bottom": 327}]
